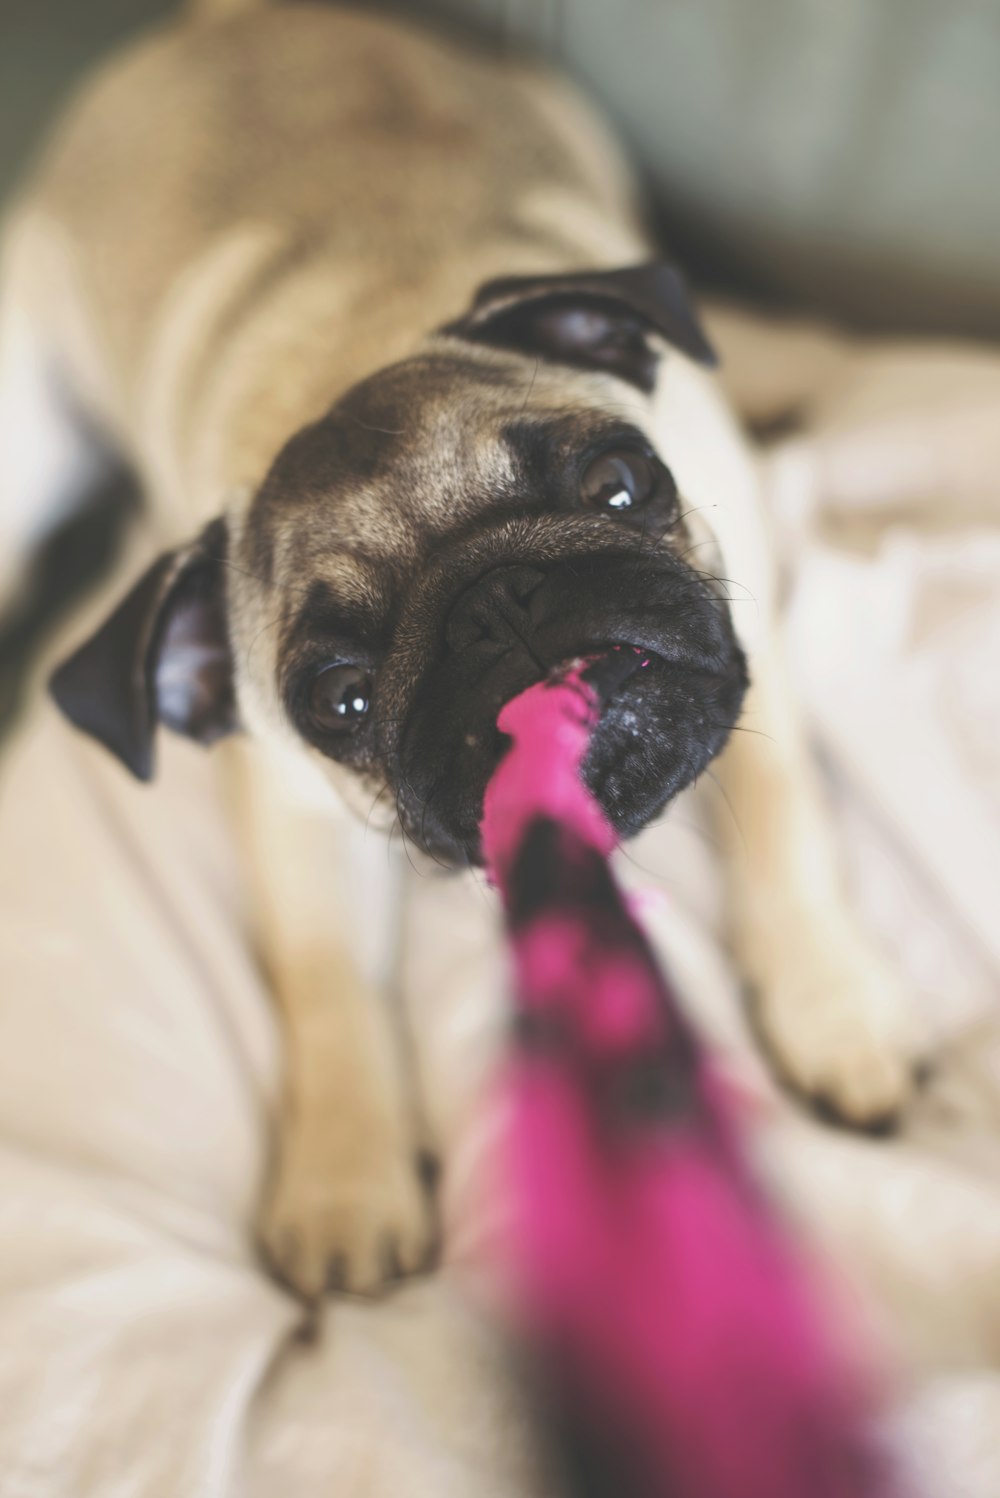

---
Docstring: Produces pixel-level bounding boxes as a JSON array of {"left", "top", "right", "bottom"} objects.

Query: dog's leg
[
  {"left": 233, "top": 749, "right": 436, "bottom": 1299},
  {"left": 713, "top": 628, "right": 927, "bottom": 1128},
  {"left": 674, "top": 369, "right": 928, "bottom": 1129},
  {"left": 0, "top": 220, "right": 118, "bottom": 617}
]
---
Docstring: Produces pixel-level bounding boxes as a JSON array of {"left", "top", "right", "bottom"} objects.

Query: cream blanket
[{"left": 1, "top": 308, "right": 998, "bottom": 1498}]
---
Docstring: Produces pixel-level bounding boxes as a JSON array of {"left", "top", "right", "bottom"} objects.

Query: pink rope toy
[{"left": 481, "top": 653, "right": 900, "bottom": 1498}]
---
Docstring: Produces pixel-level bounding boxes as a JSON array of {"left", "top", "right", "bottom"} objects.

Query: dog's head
[{"left": 52, "top": 262, "right": 748, "bottom": 863}]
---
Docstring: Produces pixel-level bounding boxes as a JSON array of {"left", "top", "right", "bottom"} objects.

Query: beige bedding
[{"left": 1, "top": 306, "right": 998, "bottom": 1498}]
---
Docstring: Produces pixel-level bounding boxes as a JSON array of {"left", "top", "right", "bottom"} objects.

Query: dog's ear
[
  {"left": 444, "top": 260, "right": 716, "bottom": 391},
  {"left": 49, "top": 517, "right": 237, "bottom": 781}
]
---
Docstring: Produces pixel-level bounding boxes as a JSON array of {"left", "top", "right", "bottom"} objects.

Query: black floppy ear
[
  {"left": 444, "top": 260, "right": 717, "bottom": 391},
  {"left": 49, "top": 517, "right": 237, "bottom": 781}
]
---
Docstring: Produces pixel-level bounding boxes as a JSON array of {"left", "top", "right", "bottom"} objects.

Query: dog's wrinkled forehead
[
  {"left": 244, "top": 343, "right": 644, "bottom": 612},
  {"left": 47, "top": 258, "right": 733, "bottom": 814}
]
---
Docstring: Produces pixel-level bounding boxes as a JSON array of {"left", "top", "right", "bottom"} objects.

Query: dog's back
[{"left": 13, "top": 3, "right": 647, "bottom": 514}]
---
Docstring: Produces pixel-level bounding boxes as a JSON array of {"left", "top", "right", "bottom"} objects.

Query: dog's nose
[{"left": 445, "top": 564, "right": 547, "bottom": 652}]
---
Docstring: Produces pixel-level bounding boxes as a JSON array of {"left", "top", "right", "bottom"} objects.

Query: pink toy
[{"left": 481, "top": 654, "right": 898, "bottom": 1498}]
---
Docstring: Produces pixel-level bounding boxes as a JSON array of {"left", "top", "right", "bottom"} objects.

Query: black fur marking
[
  {"left": 445, "top": 261, "right": 717, "bottom": 391},
  {"left": 49, "top": 518, "right": 236, "bottom": 780}
]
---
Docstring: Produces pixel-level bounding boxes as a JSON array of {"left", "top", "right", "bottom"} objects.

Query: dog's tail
[{"left": 185, "top": 0, "right": 275, "bottom": 21}]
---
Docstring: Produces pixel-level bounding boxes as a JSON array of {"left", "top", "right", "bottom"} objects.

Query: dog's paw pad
[
  {"left": 751, "top": 931, "right": 929, "bottom": 1130},
  {"left": 260, "top": 1146, "right": 438, "bottom": 1301}
]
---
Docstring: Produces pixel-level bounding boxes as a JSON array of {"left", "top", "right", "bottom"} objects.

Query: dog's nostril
[
  {"left": 445, "top": 564, "right": 547, "bottom": 652},
  {"left": 510, "top": 567, "right": 546, "bottom": 606},
  {"left": 446, "top": 612, "right": 488, "bottom": 651}
]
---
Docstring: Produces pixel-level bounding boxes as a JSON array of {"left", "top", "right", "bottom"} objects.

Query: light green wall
[{"left": 2, "top": 0, "right": 999, "bottom": 336}]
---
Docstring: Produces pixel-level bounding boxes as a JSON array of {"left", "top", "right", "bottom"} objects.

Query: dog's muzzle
[{"left": 392, "top": 552, "right": 748, "bottom": 863}]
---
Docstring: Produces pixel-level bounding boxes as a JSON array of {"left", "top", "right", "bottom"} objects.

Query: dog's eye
[
  {"left": 579, "top": 447, "right": 659, "bottom": 512},
  {"left": 306, "top": 663, "right": 372, "bottom": 734}
]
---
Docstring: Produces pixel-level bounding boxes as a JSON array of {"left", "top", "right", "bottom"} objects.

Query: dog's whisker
[
  {"left": 243, "top": 604, "right": 307, "bottom": 673},
  {"left": 364, "top": 783, "right": 393, "bottom": 838},
  {"left": 715, "top": 722, "right": 777, "bottom": 745},
  {"left": 206, "top": 552, "right": 316, "bottom": 601},
  {"left": 343, "top": 410, "right": 407, "bottom": 436},
  {"left": 677, "top": 559, "right": 758, "bottom": 606},
  {"left": 517, "top": 356, "right": 541, "bottom": 420},
  {"left": 674, "top": 504, "right": 717, "bottom": 529},
  {"left": 393, "top": 799, "right": 423, "bottom": 877},
  {"left": 700, "top": 766, "right": 747, "bottom": 853},
  {"left": 393, "top": 779, "right": 439, "bottom": 877},
  {"left": 416, "top": 774, "right": 459, "bottom": 872}
]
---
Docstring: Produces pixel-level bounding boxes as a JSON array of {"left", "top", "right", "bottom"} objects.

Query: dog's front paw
[
  {"left": 259, "top": 1118, "right": 438, "bottom": 1301},
  {"left": 751, "top": 912, "right": 929, "bottom": 1130}
]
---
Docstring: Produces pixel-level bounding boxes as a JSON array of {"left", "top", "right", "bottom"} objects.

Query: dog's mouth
[
  {"left": 524, "top": 641, "right": 658, "bottom": 756},
  {"left": 487, "top": 640, "right": 658, "bottom": 788},
  {"left": 572, "top": 642, "right": 658, "bottom": 706},
  {"left": 391, "top": 554, "right": 748, "bottom": 864},
  {"left": 396, "top": 636, "right": 746, "bottom": 866}
]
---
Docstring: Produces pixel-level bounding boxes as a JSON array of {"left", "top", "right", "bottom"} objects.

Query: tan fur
[
  {"left": 230, "top": 739, "right": 433, "bottom": 1294},
  {"left": 0, "top": 2, "right": 924, "bottom": 1297},
  {"left": 20, "top": 6, "right": 642, "bottom": 518}
]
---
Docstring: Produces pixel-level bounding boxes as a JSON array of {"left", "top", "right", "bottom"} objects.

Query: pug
[{"left": 0, "top": 0, "right": 924, "bottom": 1297}]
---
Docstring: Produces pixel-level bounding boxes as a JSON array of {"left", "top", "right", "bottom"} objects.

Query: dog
[{"left": 0, "top": 0, "right": 925, "bottom": 1298}]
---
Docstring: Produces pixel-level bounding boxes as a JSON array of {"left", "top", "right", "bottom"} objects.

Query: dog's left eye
[
  {"left": 579, "top": 447, "right": 660, "bottom": 513},
  {"left": 305, "top": 662, "right": 372, "bottom": 734}
]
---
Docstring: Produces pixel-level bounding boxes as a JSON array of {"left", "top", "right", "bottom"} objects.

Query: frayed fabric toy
[{"left": 481, "top": 653, "right": 901, "bottom": 1498}]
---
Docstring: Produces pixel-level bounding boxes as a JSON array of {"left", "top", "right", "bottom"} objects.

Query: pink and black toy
[{"left": 481, "top": 652, "right": 899, "bottom": 1498}]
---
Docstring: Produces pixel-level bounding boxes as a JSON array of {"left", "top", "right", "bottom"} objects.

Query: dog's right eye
[
  {"left": 305, "top": 663, "right": 372, "bottom": 734},
  {"left": 579, "top": 446, "right": 660, "bottom": 513}
]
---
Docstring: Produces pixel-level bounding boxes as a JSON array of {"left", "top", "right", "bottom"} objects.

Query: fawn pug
[{"left": 0, "top": 0, "right": 923, "bottom": 1296}]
